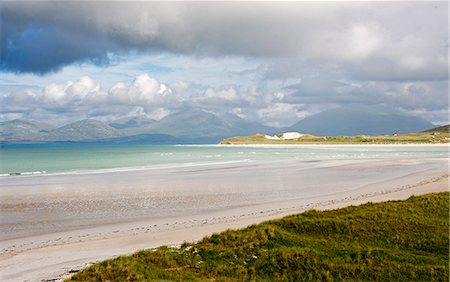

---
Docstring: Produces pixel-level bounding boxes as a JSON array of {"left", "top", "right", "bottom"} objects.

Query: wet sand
[{"left": 0, "top": 154, "right": 448, "bottom": 281}]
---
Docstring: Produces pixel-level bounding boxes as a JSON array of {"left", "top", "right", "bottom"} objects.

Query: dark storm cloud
[
  {"left": 1, "top": 23, "right": 116, "bottom": 74},
  {"left": 1, "top": 1, "right": 447, "bottom": 81}
]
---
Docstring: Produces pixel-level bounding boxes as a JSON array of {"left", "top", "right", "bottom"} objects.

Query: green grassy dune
[
  {"left": 220, "top": 125, "right": 450, "bottom": 144},
  {"left": 68, "top": 192, "right": 449, "bottom": 281},
  {"left": 423, "top": 125, "right": 450, "bottom": 133}
]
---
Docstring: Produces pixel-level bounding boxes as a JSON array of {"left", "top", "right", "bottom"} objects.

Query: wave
[
  {"left": 1, "top": 170, "right": 47, "bottom": 177},
  {"left": 0, "top": 159, "right": 253, "bottom": 178}
]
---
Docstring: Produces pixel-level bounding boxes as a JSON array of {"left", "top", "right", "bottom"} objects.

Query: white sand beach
[{"left": 0, "top": 150, "right": 448, "bottom": 281}]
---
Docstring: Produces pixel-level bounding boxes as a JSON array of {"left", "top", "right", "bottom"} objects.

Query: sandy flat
[{"left": 0, "top": 154, "right": 448, "bottom": 282}]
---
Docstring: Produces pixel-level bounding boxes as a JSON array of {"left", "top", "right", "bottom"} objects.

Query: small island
[{"left": 220, "top": 125, "right": 450, "bottom": 145}]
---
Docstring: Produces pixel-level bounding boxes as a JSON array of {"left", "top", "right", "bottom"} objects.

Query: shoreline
[
  {"left": 0, "top": 156, "right": 448, "bottom": 281},
  {"left": 0, "top": 158, "right": 254, "bottom": 180},
  {"left": 2, "top": 143, "right": 448, "bottom": 180},
  {"left": 217, "top": 143, "right": 450, "bottom": 148}
]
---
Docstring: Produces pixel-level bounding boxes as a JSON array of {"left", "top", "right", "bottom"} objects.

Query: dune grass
[
  {"left": 68, "top": 192, "right": 449, "bottom": 281},
  {"left": 220, "top": 127, "right": 450, "bottom": 144}
]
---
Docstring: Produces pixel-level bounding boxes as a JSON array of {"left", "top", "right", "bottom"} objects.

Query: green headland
[
  {"left": 220, "top": 125, "right": 450, "bottom": 145},
  {"left": 68, "top": 192, "right": 449, "bottom": 281}
]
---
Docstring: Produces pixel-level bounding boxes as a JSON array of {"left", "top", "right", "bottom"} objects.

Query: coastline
[
  {"left": 0, "top": 155, "right": 448, "bottom": 282},
  {"left": 217, "top": 143, "right": 450, "bottom": 148},
  {"left": 1, "top": 143, "right": 447, "bottom": 180}
]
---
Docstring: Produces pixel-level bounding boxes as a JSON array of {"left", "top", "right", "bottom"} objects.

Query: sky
[{"left": 0, "top": 1, "right": 448, "bottom": 127}]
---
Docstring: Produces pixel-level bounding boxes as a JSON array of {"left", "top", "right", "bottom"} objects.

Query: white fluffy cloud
[
  {"left": 109, "top": 74, "right": 172, "bottom": 105},
  {"left": 4, "top": 74, "right": 291, "bottom": 125},
  {"left": 44, "top": 76, "right": 102, "bottom": 105},
  {"left": 0, "top": 74, "right": 176, "bottom": 124}
]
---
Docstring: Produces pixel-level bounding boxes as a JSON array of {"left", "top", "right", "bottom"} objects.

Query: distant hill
[
  {"left": 109, "top": 116, "right": 156, "bottom": 135},
  {"left": 0, "top": 119, "right": 54, "bottom": 142},
  {"left": 287, "top": 108, "right": 434, "bottom": 136},
  {"left": 99, "top": 133, "right": 183, "bottom": 144},
  {"left": 423, "top": 124, "right": 449, "bottom": 133},
  {"left": 143, "top": 109, "right": 276, "bottom": 139},
  {"left": 1, "top": 109, "right": 441, "bottom": 144},
  {"left": 0, "top": 110, "right": 272, "bottom": 143},
  {"left": 40, "top": 119, "right": 122, "bottom": 142},
  {"left": 0, "top": 110, "right": 273, "bottom": 143},
  {"left": 100, "top": 133, "right": 222, "bottom": 144}
]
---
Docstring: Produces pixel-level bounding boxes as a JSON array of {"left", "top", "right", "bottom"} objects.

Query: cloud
[
  {"left": 1, "top": 73, "right": 264, "bottom": 124},
  {"left": 284, "top": 77, "right": 449, "bottom": 116},
  {"left": 204, "top": 87, "right": 237, "bottom": 101},
  {"left": 0, "top": 20, "right": 116, "bottom": 74},
  {"left": 257, "top": 103, "right": 308, "bottom": 128},
  {"left": 169, "top": 80, "right": 191, "bottom": 94},
  {"left": 1, "top": 71, "right": 448, "bottom": 126},
  {"left": 44, "top": 76, "right": 101, "bottom": 104},
  {"left": 0, "top": 1, "right": 447, "bottom": 82},
  {"left": 2, "top": 90, "right": 39, "bottom": 113},
  {"left": 0, "top": 74, "right": 175, "bottom": 124},
  {"left": 147, "top": 107, "right": 171, "bottom": 120},
  {"left": 229, "top": 107, "right": 246, "bottom": 119},
  {"left": 109, "top": 74, "right": 172, "bottom": 105}
]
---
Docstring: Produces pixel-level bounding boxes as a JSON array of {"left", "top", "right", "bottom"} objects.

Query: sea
[{"left": 0, "top": 143, "right": 448, "bottom": 177}]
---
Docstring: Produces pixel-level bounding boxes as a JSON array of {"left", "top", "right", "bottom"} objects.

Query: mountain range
[
  {"left": 140, "top": 109, "right": 275, "bottom": 139},
  {"left": 288, "top": 109, "right": 435, "bottom": 136},
  {"left": 0, "top": 108, "right": 438, "bottom": 144}
]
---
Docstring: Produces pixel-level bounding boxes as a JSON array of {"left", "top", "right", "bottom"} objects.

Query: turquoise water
[{"left": 0, "top": 143, "right": 448, "bottom": 176}]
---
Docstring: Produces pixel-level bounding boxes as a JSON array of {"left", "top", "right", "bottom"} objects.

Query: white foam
[
  {"left": 1, "top": 170, "right": 47, "bottom": 177},
  {"left": 3, "top": 159, "right": 254, "bottom": 178}
]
